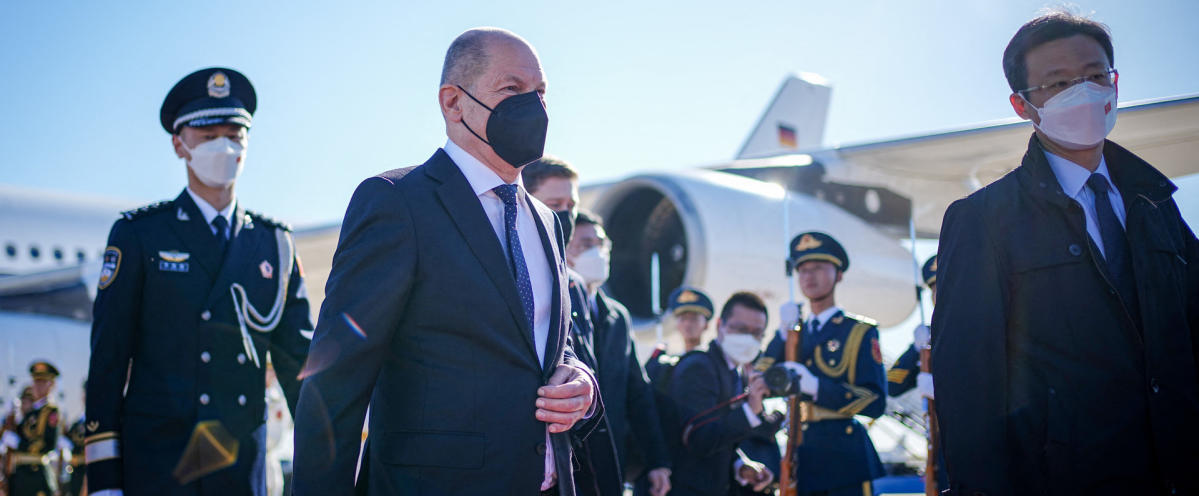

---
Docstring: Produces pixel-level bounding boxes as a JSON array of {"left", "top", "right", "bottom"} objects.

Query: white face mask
[
  {"left": 1026, "top": 82, "right": 1117, "bottom": 150},
  {"left": 180, "top": 136, "right": 247, "bottom": 187},
  {"left": 721, "top": 333, "right": 761, "bottom": 365},
  {"left": 572, "top": 245, "right": 610, "bottom": 286}
]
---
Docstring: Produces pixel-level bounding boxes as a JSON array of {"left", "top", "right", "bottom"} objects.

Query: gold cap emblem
[
  {"left": 677, "top": 290, "right": 699, "bottom": 303},
  {"left": 207, "top": 71, "right": 230, "bottom": 98},
  {"left": 795, "top": 234, "right": 822, "bottom": 252}
]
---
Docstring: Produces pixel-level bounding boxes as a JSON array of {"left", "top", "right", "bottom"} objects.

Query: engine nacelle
[{"left": 588, "top": 169, "right": 916, "bottom": 334}]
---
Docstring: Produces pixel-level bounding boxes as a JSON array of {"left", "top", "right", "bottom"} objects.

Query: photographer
[{"left": 669, "top": 292, "right": 774, "bottom": 496}]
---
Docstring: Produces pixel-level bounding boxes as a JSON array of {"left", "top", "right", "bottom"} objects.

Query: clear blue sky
[{"left": 2, "top": 0, "right": 1197, "bottom": 226}]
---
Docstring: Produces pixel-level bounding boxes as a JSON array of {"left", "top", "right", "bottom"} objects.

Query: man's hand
[
  {"left": 914, "top": 324, "right": 931, "bottom": 350},
  {"left": 738, "top": 459, "right": 774, "bottom": 492},
  {"left": 746, "top": 370, "right": 768, "bottom": 415},
  {"left": 778, "top": 301, "right": 801, "bottom": 333},
  {"left": 536, "top": 364, "right": 595, "bottom": 433},
  {"left": 782, "top": 361, "right": 819, "bottom": 397},
  {"left": 647, "top": 467, "right": 672, "bottom": 496},
  {"left": 917, "top": 372, "right": 935, "bottom": 400}
]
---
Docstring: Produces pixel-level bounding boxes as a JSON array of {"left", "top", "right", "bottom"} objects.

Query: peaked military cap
[
  {"left": 160, "top": 67, "right": 256, "bottom": 133},
  {"left": 922, "top": 255, "right": 937, "bottom": 288},
  {"left": 788, "top": 231, "right": 849, "bottom": 272},
  {"left": 29, "top": 360, "right": 60, "bottom": 379},
  {"left": 668, "top": 286, "right": 713, "bottom": 318}
]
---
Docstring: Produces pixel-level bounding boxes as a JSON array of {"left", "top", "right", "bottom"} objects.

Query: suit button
[
  {"left": 1068, "top": 244, "right": 1082, "bottom": 256},
  {"left": 199, "top": 394, "right": 210, "bottom": 405},
  {"left": 237, "top": 353, "right": 247, "bottom": 364},
  {"left": 1151, "top": 378, "right": 1160, "bottom": 394},
  {"left": 238, "top": 395, "right": 247, "bottom": 406},
  {"left": 535, "top": 442, "right": 547, "bottom": 456},
  {"left": 200, "top": 351, "right": 211, "bottom": 363},
  {"left": 201, "top": 310, "right": 211, "bottom": 321}
]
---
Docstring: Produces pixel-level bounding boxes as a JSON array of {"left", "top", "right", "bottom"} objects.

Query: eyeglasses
[{"left": 1017, "top": 68, "right": 1118, "bottom": 98}]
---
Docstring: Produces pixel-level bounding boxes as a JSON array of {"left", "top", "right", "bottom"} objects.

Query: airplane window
[
  {"left": 30, "top": 246, "right": 40, "bottom": 259},
  {"left": 4, "top": 244, "right": 14, "bottom": 258},
  {"left": 77, "top": 250, "right": 86, "bottom": 262},
  {"left": 54, "top": 248, "right": 64, "bottom": 262}
]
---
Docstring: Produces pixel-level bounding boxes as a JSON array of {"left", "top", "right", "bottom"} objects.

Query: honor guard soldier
[
  {"left": 886, "top": 255, "right": 936, "bottom": 399},
  {"left": 86, "top": 67, "right": 313, "bottom": 496},
  {"left": 765, "top": 232, "right": 887, "bottom": 496},
  {"left": 5, "top": 361, "right": 63, "bottom": 496}
]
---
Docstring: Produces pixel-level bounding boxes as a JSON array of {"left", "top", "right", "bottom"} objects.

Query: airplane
[{"left": 1, "top": 75, "right": 1196, "bottom": 492}]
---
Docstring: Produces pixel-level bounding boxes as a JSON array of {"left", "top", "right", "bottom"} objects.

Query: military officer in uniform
[
  {"left": 6, "top": 361, "right": 63, "bottom": 496},
  {"left": 765, "top": 232, "right": 887, "bottom": 496},
  {"left": 86, "top": 67, "right": 313, "bottom": 496},
  {"left": 886, "top": 255, "right": 936, "bottom": 399}
]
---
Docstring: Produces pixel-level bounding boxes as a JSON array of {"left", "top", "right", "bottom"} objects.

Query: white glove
[
  {"left": 917, "top": 372, "right": 935, "bottom": 399},
  {"left": 913, "top": 324, "right": 931, "bottom": 350},
  {"left": 778, "top": 301, "right": 801, "bottom": 333},
  {"left": 782, "top": 361, "right": 819, "bottom": 397}
]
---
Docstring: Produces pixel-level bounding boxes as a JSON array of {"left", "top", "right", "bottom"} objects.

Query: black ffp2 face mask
[
  {"left": 458, "top": 85, "right": 549, "bottom": 168},
  {"left": 555, "top": 209, "right": 576, "bottom": 245}
]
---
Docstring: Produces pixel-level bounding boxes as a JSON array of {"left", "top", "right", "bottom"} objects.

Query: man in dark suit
[
  {"left": 670, "top": 292, "right": 774, "bottom": 496},
  {"left": 565, "top": 211, "right": 673, "bottom": 496},
  {"left": 291, "top": 28, "right": 600, "bottom": 496},
  {"left": 932, "top": 11, "right": 1199, "bottom": 495},
  {"left": 87, "top": 67, "right": 312, "bottom": 496}
]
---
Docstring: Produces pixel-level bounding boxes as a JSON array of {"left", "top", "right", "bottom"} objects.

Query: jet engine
[{"left": 587, "top": 169, "right": 916, "bottom": 336}]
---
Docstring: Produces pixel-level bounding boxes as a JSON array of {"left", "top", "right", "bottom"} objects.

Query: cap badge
[
  {"left": 677, "top": 290, "right": 699, "bottom": 303},
  {"left": 260, "top": 260, "right": 273, "bottom": 279},
  {"left": 795, "top": 234, "right": 822, "bottom": 251},
  {"left": 177, "top": 208, "right": 190, "bottom": 221},
  {"left": 207, "top": 71, "right": 230, "bottom": 98}
]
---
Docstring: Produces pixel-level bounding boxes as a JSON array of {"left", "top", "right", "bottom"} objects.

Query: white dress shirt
[
  {"left": 186, "top": 187, "right": 236, "bottom": 237},
  {"left": 807, "top": 305, "right": 842, "bottom": 334},
  {"left": 1045, "top": 151, "right": 1127, "bottom": 258},
  {"left": 443, "top": 139, "right": 558, "bottom": 489}
]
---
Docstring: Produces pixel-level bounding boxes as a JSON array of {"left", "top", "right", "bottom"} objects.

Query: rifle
[
  {"left": 921, "top": 345, "right": 940, "bottom": 496},
  {"left": 778, "top": 317, "right": 807, "bottom": 496}
]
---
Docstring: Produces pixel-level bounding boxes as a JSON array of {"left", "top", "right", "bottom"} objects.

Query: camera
[{"left": 763, "top": 363, "right": 800, "bottom": 397}]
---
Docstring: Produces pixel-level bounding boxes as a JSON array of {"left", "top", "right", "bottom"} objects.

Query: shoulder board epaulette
[
  {"left": 247, "top": 210, "right": 293, "bottom": 232},
  {"left": 121, "top": 200, "right": 173, "bottom": 221},
  {"left": 842, "top": 312, "right": 878, "bottom": 327}
]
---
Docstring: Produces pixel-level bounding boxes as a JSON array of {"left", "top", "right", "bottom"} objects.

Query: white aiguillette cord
[{"left": 229, "top": 228, "right": 294, "bottom": 368}]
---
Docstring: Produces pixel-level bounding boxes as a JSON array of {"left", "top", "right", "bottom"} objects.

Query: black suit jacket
[
  {"left": 932, "top": 135, "right": 1199, "bottom": 495},
  {"left": 87, "top": 191, "right": 311, "bottom": 496},
  {"left": 293, "top": 150, "right": 600, "bottom": 496}
]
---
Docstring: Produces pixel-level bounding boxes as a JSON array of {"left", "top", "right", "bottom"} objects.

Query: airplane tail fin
[{"left": 735, "top": 73, "right": 832, "bottom": 160}]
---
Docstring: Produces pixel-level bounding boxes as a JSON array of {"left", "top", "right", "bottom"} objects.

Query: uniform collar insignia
[
  {"left": 177, "top": 208, "right": 190, "bottom": 221},
  {"left": 831, "top": 315, "right": 844, "bottom": 325}
]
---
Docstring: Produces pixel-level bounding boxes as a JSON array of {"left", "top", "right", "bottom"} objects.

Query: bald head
[{"left": 441, "top": 27, "right": 534, "bottom": 89}]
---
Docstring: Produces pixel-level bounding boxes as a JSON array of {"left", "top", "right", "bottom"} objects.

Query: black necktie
[
  {"left": 211, "top": 216, "right": 230, "bottom": 254},
  {"left": 1085, "top": 174, "right": 1139, "bottom": 321},
  {"left": 492, "top": 185, "right": 535, "bottom": 332}
]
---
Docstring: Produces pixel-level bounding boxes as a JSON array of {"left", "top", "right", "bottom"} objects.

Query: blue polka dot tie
[{"left": 493, "top": 184, "right": 535, "bottom": 331}]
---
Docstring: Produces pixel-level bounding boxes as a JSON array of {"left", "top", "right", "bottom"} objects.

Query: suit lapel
[
  {"left": 425, "top": 151, "right": 539, "bottom": 365},
  {"left": 167, "top": 191, "right": 222, "bottom": 279},
  {"left": 526, "top": 194, "right": 565, "bottom": 373},
  {"left": 205, "top": 205, "right": 265, "bottom": 309}
]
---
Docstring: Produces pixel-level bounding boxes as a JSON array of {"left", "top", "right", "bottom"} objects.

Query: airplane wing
[{"left": 812, "top": 94, "right": 1199, "bottom": 237}]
